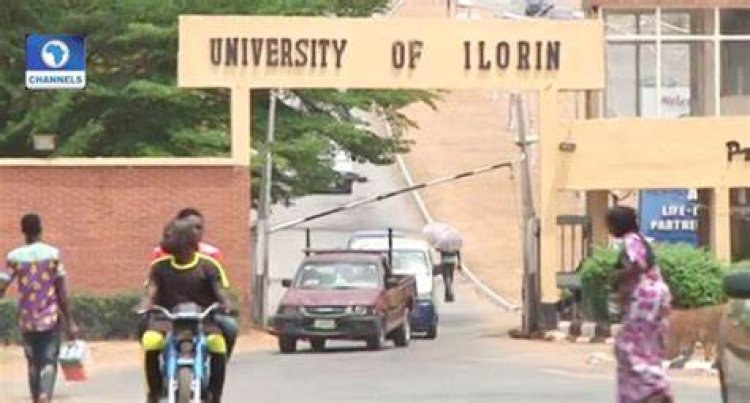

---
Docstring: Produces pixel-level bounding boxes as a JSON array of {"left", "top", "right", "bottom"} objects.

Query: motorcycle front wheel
[{"left": 177, "top": 367, "right": 193, "bottom": 403}]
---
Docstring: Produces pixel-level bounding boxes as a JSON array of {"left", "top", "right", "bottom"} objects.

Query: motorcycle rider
[
  {"left": 139, "top": 218, "right": 232, "bottom": 403},
  {"left": 148, "top": 208, "right": 238, "bottom": 359}
]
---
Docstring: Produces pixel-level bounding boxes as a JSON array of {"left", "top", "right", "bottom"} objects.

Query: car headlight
[
  {"left": 351, "top": 305, "right": 375, "bottom": 315},
  {"left": 277, "top": 305, "right": 300, "bottom": 315}
]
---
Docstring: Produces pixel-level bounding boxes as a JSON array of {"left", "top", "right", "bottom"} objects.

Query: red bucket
[
  {"left": 59, "top": 340, "right": 89, "bottom": 382},
  {"left": 60, "top": 362, "right": 87, "bottom": 381}
]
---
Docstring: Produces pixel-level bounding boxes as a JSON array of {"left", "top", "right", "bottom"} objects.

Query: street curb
[
  {"left": 548, "top": 322, "right": 718, "bottom": 373},
  {"left": 548, "top": 321, "right": 620, "bottom": 343}
]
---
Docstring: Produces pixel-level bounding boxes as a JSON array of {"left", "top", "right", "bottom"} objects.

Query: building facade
[{"left": 539, "top": 1, "right": 750, "bottom": 303}]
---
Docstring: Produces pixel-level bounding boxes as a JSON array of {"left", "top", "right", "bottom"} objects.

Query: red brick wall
[
  {"left": 584, "top": 0, "right": 750, "bottom": 8},
  {"left": 0, "top": 165, "right": 251, "bottom": 304}
]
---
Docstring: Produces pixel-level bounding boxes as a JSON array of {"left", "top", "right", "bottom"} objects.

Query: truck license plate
[{"left": 313, "top": 319, "right": 336, "bottom": 330}]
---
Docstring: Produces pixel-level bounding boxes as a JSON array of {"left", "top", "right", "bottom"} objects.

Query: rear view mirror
[
  {"left": 724, "top": 271, "right": 750, "bottom": 299},
  {"left": 356, "top": 175, "right": 368, "bottom": 183},
  {"left": 281, "top": 279, "right": 293, "bottom": 288}
]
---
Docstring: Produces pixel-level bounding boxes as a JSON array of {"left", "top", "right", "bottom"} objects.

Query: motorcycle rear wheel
[{"left": 177, "top": 367, "right": 193, "bottom": 403}]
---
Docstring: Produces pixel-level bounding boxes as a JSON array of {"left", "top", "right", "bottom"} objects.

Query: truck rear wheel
[
  {"left": 393, "top": 309, "right": 411, "bottom": 347},
  {"left": 279, "top": 336, "right": 298, "bottom": 354}
]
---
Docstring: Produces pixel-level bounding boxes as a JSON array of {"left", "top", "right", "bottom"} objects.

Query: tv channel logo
[{"left": 26, "top": 34, "right": 86, "bottom": 90}]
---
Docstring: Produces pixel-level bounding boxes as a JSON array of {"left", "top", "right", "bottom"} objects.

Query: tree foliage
[{"left": 0, "top": 0, "right": 440, "bottom": 202}]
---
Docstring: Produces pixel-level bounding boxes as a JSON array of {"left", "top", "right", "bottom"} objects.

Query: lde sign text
[
  {"left": 208, "top": 37, "right": 561, "bottom": 72},
  {"left": 726, "top": 141, "right": 750, "bottom": 162}
]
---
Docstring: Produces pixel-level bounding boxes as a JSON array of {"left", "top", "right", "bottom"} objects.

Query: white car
[
  {"left": 331, "top": 149, "right": 359, "bottom": 194},
  {"left": 347, "top": 234, "right": 440, "bottom": 338},
  {"left": 317, "top": 146, "right": 366, "bottom": 194}
]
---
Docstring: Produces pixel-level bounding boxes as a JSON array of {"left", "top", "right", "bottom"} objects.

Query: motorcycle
[{"left": 139, "top": 302, "right": 221, "bottom": 403}]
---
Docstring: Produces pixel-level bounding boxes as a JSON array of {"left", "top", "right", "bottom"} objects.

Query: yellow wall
[
  {"left": 559, "top": 117, "right": 750, "bottom": 190},
  {"left": 538, "top": 115, "right": 750, "bottom": 300}
]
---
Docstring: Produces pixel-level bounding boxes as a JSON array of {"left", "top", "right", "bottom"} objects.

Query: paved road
[
  {"left": 48, "top": 281, "right": 720, "bottom": 402},
  {"left": 21, "top": 161, "right": 718, "bottom": 402}
]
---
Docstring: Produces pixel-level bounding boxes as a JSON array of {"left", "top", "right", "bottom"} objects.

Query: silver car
[{"left": 719, "top": 271, "right": 750, "bottom": 402}]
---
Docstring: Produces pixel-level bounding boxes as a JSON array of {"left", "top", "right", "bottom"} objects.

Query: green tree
[{"left": 0, "top": 0, "right": 439, "bottom": 202}]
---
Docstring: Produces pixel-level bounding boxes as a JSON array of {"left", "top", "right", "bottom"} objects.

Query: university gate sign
[
  {"left": 177, "top": 15, "right": 605, "bottom": 315},
  {"left": 178, "top": 16, "right": 603, "bottom": 90}
]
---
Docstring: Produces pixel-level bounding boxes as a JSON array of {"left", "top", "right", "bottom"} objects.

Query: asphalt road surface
[{"left": 19, "top": 161, "right": 718, "bottom": 402}]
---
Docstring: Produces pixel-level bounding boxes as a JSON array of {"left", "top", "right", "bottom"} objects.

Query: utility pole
[
  {"left": 513, "top": 93, "right": 541, "bottom": 336},
  {"left": 253, "top": 89, "right": 277, "bottom": 327}
]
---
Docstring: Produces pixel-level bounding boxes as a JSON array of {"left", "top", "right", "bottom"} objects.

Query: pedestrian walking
[
  {"left": 423, "top": 222, "right": 463, "bottom": 303},
  {"left": 0, "top": 213, "right": 80, "bottom": 403},
  {"left": 440, "top": 249, "right": 461, "bottom": 302},
  {"left": 606, "top": 206, "right": 673, "bottom": 403}
]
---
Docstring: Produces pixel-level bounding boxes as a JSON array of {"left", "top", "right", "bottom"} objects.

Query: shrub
[
  {"left": 0, "top": 292, "right": 142, "bottom": 343},
  {"left": 578, "top": 246, "right": 619, "bottom": 320},
  {"left": 578, "top": 242, "right": 727, "bottom": 319},
  {"left": 71, "top": 293, "right": 142, "bottom": 340},
  {"left": 656, "top": 243, "right": 727, "bottom": 309},
  {"left": 0, "top": 300, "right": 21, "bottom": 343},
  {"left": 0, "top": 289, "right": 245, "bottom": 343}
]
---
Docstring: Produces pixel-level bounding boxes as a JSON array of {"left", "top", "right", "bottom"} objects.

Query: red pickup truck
[{"left": 268, "top": 250, "right": 417, "bottom": 353}]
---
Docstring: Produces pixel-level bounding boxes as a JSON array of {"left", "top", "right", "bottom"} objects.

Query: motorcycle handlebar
[{"left": 137, "top": 302, "right": 222, "bottom": 320}]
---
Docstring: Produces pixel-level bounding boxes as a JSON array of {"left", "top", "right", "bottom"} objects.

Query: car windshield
[
  {"left": 295, "top": 262, "right": 381, "bottom": 289},
  {"left": 391, "top": 251, "right": 431, "bottom": 277}
]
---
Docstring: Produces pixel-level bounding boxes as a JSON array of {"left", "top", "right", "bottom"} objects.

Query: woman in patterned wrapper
[{"left": 606, "top": 206, "right": 673, "bottom": 403}]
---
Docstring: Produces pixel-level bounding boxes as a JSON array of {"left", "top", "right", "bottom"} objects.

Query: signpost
[{"left": 639, "top": 189, "right": 699, "bottom": 245}]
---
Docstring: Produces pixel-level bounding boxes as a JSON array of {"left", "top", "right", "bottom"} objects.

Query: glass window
[
  {"left": 605, "top": 10, "right": 656, "bottom": 35},
  {"left": 606, "top": 43, "right": 656, "bottom": 117},
  {"left": 721, "top": 9, "right": 750, "bottom": 35},
  {"left": 295, "top": 262, "right": 381, "bottom": 289},
  {"left": 660, "top": 42, "right": 715, "bottom": 117},
  {"left": 391, "top": 251, "right": 430, "bottom": 277},
  {"left": 721, "top": 41, "right": 750, "bottom": 98},
  {"left": 731, "top": 188, "right": 750, "bottom": 262},
  {"left": 606, "top": 44, "right": 637, "bottom": 116},
  {"left": 657, "top": 43, "right": 691, "bottom": 117},
  {"left": 661, "top": 9, "right": 714, "bottom": 35}
]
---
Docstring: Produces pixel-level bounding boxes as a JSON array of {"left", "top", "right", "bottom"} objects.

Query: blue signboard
[
  {"left": 26, "top": 34, "right": 86, "bottom": 90},
  {"left": 638, "top": 189, "right": 699, "bottom": 245}
]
